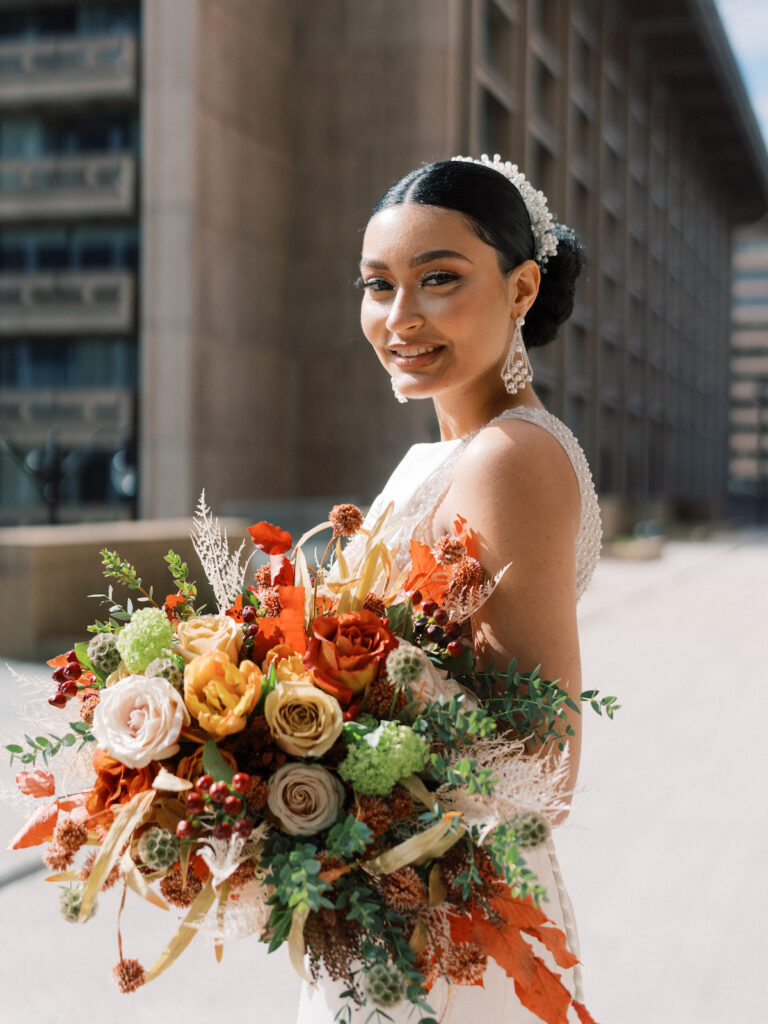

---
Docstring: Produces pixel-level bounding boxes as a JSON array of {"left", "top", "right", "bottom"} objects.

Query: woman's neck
[{"left": 433, "top": 385, "right": 544, "bottom": 441}]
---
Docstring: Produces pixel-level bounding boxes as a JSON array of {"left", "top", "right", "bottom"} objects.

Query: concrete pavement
[{"left": 1, "top": 531, "right": 766, "bottom": 1023}]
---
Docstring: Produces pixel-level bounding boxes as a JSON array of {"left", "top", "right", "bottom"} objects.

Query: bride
[{"left": 297, "top": 154, "right": 601, "bottom": 1022}]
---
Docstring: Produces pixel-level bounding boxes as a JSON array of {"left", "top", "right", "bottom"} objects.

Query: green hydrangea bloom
[
  {"left": 116, "top": 607, "right": 173, "bottom": 674},
  {"left": 338, "top": 720, "right": 429, "bottom": 796}
]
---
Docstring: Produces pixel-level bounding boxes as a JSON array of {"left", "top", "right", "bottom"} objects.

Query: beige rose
[
  {"left": 267, "top": 762, "right": 344, "bottom": 836},
  {"left": 264, "top": 682, "right": 343, "bottom": 758},
  {"left": 176, "top": 614, "right": 242, "bottom": 664}
]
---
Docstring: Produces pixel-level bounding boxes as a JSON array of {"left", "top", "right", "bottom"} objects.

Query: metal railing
[
  {"left": 0, "top": 33, "right": 137, "bottom": 106},
  {"left": 0, "top": 271, "right": 135, "bottom": 334},
  {"left": 0, "top": 153, "right": 136, "bottom": 219}
]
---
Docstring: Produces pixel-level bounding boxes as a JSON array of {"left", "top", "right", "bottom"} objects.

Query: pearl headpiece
[{"left": 451, "top": 153, "right": 559, "bottom": 267}]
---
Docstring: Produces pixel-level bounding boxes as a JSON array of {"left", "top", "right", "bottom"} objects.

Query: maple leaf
[
  {"left": 513, "top": 955, "right": 572, "bottom": 1024},
  {"left": 403, "top": 540, "right": 450, "bottom": 603},
  {"left": 469, "top": 909, "right": 537, "bottom": 990}
]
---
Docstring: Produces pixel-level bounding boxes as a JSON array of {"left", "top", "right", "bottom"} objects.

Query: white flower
[
  {"left": 91, "top": 675, "right": 190, "bottom": 769},
  {"left": 394, "top": 639, "right": 480, "bottom": 713},
  {"left": 267, "top": 763, "right": 345, "bottom": 836}
]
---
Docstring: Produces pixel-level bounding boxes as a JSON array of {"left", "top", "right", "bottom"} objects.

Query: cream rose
[
  {"left": 265, "top": 681, "right": 343, "bottom": 758},
  {"left": 176, "top": 614, "right": 242, "bottom": 664},
  {"left": 91, "top": 675, "right": 190, "bottom": 769},
  {"left": 267, "top": 763, "right": 345, "bottom": 836}
]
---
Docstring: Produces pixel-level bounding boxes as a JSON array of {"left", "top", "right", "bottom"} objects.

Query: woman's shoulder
[{"left": 461, "top": 407, "right": 580, "bottom": 498}]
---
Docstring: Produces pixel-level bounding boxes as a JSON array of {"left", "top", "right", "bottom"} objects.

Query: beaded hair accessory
[{"left": 451, "top": 153, "right": 558, "bottom": 267}]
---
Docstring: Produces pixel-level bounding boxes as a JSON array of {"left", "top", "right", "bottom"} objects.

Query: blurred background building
[
  {"left": 1, "top": 0, "right": 767, "bottom": 533},
  {"left": 729, "top": 216, "right": 768, "bottom": 521}
]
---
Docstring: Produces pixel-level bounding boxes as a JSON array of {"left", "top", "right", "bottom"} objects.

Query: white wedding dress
[{"left": 296, "top": 406, "right": 602, "bottom": 1023}]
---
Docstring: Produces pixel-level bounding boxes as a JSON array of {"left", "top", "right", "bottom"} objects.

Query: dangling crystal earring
[
  {"left": 501, "top": 316, "right": 533, "bottom": 395},
  {"left": 391, "top": 376, "right": 408, "bottom": 403}
]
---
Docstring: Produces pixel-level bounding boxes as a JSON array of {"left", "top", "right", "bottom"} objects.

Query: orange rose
[
  {"left": 86, "top": 748, "right": 157, "bottom": 820},
  {"left": 184, "top": 650, "right": 262, "bottom": 737},
  {"left": 304, "top": 610, "right": 397, "bottom": 706}
]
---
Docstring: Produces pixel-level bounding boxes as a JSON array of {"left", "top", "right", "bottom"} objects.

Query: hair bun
[{"left": 524, "top": 225, "right": 585, "bottom": 349}]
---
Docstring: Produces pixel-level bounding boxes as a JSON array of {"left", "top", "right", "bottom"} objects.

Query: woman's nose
[{"left": 385, "top": 287, "right": 424, "bottom": 334}]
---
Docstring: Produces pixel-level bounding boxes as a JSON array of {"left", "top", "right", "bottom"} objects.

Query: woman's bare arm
[{"left": 434, "top": 418, "right": 583, "bottom": 805}]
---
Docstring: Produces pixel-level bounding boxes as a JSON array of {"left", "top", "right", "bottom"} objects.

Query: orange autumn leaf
[
  {"left": 7, "top": 792, "right": 88, "bottom": 850},
  {"left": 513, "top": 955, "right": 572, "bottom": 1024},
  {"left": 469, "top": 906, "right": 537, "bottom": 990},
  {"left": 270, "top": 553, "right": 294, "bottom": 586},
  {"left": 447, "top": 911, "right": 473, "bottom": 945},
  {"left": 46, "top": 653, "right": 68, "bottom": 669},
  {"left": 522, "top": 924, "right": 580, "bottom": 970},
  {"left": 403, "top": 540, "right": 450, "bottom": 604},
  {"left": 572, "top": 1000, "right": 599, "bottom": 1024},
  {"left": 7, "top": 800, "right": 58, "bottom": 849},
  {"left": 226, "top": 594, "right": 244, "bottom": 623},
  {"left": 248, "top": 521, "right": 292, "bottom": 555},
  {"left": 275, "top": 585, "right": 307, "bottom": 653},
  {"left": 452, "top": 513, "right": 481, "bottom": 560},
  {"left": 16, "top": 769, "right": 55, "bottom": 798}
]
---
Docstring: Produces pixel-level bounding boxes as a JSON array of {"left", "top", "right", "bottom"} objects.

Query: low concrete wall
[{"left": 0, "top": 518, "right": 247, "bottom": 661}]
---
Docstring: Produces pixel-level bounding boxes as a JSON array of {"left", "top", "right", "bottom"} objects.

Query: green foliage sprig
[
  {"left": 262, "top": 834, "right": 332, "bottom": 950},
  {"left": 412, "top": 694, "right": 497, "bottom": 747},
  {"left": 474, "top": 659, "right": 620, "bottom": 750},
  {"left": 6, "top": 722, "right": 94, "bottom": 767},
  {"left": 164, "top": 549, "right": 198, "bottom": 607},
  {"left": 87, "top": 549, "right": 161, "bottom": 633}
]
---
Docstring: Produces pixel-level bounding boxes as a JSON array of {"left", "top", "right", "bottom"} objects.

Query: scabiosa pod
[
  {"left": 87, "top": 631, "right": 121, "bottom": 675},
  {"left": 364, "top": 962, "right": 406, "bottom": 1009}
]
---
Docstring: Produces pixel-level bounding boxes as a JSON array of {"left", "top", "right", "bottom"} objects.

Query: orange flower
[
  {"left": 86, "top": 749, "right": 157, "bottom": 820},
  {"left": 184, "top": 650, "right": 262, "bottom": 736},
  {"left": 304, "top": 610, "right": 397, "bottom": 706}
]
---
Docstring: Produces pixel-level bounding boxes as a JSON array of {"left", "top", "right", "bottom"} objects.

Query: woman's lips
[{"left": 389, "top": 345, "right": 444, "bottom": 368}]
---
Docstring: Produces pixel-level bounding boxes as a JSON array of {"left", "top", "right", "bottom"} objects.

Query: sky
[{"left": 715, "top": 0, "right": 768, "bottom": 148}]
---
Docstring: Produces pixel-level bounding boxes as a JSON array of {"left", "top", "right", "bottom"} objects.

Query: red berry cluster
[
  {"left": 411, "top": 594, "right": 464, "bottom": 659},
  {"left": 48, "top": 651, "right": 83, "bottom": 709},
  {"left": 177, "top": 772, "right": 254, "bottom": 841}
]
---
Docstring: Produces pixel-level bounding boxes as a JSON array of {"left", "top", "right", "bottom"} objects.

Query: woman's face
[{"left": 359, "top": 203, "right": 537, "bottom": 403}]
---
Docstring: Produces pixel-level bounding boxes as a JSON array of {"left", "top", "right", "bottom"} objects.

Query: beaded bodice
[{"left": 354, "top": 406, "right": 602, "bottom": 601}]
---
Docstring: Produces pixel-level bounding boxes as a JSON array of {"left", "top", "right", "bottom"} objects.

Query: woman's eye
[
  {"left": 422, "top": 271, "right": 458, "bottom": 287},
  {"left": 357, "top": 276, "right": 392, "bottom": 293}
]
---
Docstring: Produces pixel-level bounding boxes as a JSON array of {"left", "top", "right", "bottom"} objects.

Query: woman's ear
[{"left": 508, "top": 259, "right": 541, "bottom": 319}]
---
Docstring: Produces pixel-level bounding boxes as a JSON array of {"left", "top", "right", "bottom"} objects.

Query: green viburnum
[
  {"left": 338, "top": 721, "right": 429, "bottom": 796},
  {"left": 116, "top": 607, "right": 173, "bottom": 674}
]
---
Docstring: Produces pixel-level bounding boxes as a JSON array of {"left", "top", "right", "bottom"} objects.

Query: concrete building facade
[{"left": 2, "top": 0, "right": 767, "bottom": 532}]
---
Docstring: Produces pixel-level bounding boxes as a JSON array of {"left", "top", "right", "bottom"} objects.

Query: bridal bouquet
[{"left": 4, "top": 495, "right": 616, "bottom": 1023}]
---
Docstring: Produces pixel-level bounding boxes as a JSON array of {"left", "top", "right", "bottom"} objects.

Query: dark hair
[{"left": 371, "top": 160, "right": 584, "bottom": 348}]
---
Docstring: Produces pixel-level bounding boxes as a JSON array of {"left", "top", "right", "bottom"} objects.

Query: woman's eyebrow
[{"left": 360, "top": 249, "right": 473, "bottom": 270}]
